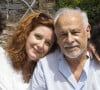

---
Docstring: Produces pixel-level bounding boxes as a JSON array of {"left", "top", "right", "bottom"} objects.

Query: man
[{"left": 30, "top": 8, "right": 100, "bottom": 90}]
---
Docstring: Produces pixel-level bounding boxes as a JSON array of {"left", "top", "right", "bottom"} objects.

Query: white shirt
[
  {"left": 31, "top": 49, "right": 100, "bottom": 90},
  {"left": 0, "top": 47, "right": 30, "bottom": 90}
]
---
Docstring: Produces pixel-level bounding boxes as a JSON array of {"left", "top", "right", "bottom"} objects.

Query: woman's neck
[{"left": 22, "top": 60, "right": 36, "bottom": 83}]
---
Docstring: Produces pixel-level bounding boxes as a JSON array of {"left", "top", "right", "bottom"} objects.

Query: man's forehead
[
  {"left": 58, "top": 12, "right": 82, "bottom": 21},
  {"left": 56, "top": 14, "right": 82, "bottom": 28}
]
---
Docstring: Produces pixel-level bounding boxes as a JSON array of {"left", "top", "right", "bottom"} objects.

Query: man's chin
[{"left": 64, "top": 51, "right": 82, "bottom": 59}]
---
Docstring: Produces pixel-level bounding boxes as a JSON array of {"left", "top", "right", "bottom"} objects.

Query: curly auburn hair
[
  {"left": 6, "top": 11, "right": 57, "bottom": 82},
  {"left": 0, "top": 12, "right": 6, "bottom": 34}
]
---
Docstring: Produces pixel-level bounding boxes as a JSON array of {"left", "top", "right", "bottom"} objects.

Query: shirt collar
[
  {"left": 59, "top": 51, "right": 91, "bottom": 80},
  {"left": 83, "top": 51, "right": 90, "bottom": 77}
]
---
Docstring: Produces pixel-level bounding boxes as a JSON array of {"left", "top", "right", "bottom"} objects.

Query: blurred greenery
[{"left": 55, "top": 0, "right": 100, "bottom": 26}]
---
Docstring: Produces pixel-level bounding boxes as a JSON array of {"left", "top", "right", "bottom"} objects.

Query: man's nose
[{"left": 66, "top": 33, "right": 74, "bottom": 43}]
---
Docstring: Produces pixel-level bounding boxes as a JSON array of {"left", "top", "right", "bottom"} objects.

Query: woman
[
  {"left": 89, "top": 23, "right": 100, "bottom": 61},
  {"left": 0, "top": 12, "right": 57, "bottom": 90}
]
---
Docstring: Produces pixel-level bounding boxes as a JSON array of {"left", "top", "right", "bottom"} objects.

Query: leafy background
[{"left": 55, "top": 0, "right": 100, "bottom": 27}]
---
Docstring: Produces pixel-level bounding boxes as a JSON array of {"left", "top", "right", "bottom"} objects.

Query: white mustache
[{"left": 64, "top": 43, "right": 79, "bottom": 48}]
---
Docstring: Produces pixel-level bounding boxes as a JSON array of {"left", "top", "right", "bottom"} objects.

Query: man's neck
[{"left": 64, "top": 51, "right": 87, "bottom": 82}]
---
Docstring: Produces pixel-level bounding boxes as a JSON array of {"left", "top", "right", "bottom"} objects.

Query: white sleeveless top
[{"left": 0, "top": 47, "right": 30, "bottom": 90}]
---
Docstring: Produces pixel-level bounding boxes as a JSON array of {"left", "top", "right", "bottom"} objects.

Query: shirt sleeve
[{"left": 30, "top": 61, "right": 46, "bottom": 90}]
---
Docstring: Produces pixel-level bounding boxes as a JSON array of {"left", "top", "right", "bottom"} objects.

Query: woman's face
[{"left": 26, "top": 26, "right": 54, "bottom": 61}]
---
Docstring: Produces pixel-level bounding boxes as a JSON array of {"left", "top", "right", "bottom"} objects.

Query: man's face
[{"left": 55, "top": 13, "right": 90, "bottom": 59}]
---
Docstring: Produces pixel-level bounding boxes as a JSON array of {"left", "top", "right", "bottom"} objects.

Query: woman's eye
[
  {"left": 45, "top": 41, "right": 51, "bottom": 47},
  {"left": 35, "top": 34, "right": 42, "bottom": 39}
]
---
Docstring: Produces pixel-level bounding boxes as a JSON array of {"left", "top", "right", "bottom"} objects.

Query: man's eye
[
  {"left": 72, "top": 31, "right": 80, "bottom": 35},
  {"left": 60, "top": 33, "right": 67, "bottom": 37},
  {"left": 61, "top": 33, "right": 67, "bottom": 36}
]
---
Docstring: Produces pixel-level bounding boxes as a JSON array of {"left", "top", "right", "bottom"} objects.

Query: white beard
[{"left": 63, "top": 41, "right": 87, "bottom": 59}]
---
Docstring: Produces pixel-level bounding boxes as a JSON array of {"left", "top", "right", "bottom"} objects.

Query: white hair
[{"left": 54, "top": 8, "right": 89, "bottom": 30}]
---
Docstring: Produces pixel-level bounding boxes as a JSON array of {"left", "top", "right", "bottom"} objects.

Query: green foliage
[
  {"left": 55, "top": 0, "right": 80, "bottom": 9},
  {"left": 55, "top": 0, "right": 100, "bottom": 26}
]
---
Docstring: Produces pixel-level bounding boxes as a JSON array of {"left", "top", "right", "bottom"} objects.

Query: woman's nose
[{"left": 37, "top": 40, "right": 44, "bottom": 51}]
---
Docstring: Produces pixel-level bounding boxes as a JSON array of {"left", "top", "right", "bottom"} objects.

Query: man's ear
[{"left": 86, "top": 24, "right": 91, "bottom": 39}]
